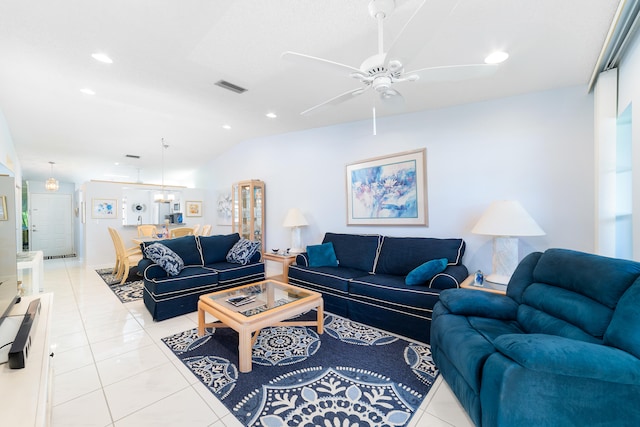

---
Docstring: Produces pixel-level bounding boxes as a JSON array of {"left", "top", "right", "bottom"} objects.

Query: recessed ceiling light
[
  {"left": 80, "top": 88, "right": 96, "bottom": 95},
  {"left": 266, "top": 112, "right": 277, "bottom": 119},
  {"left": 222, "top": 124, "right": 232, "bottom": 130},
  {"left": 484, "top": 51, "right": 509, "bottom": 64},
  {"left": 91, "top": 52, "right": 113, "bottom": 64}
]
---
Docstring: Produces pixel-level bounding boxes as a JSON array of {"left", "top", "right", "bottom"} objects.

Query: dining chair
[
  {"left": 191, "top": 224, "right": 201, "bottom": 236},
  {"left": 200, "top": 224, "right": 212, "bottom": 236},
  {"left": 170, "top": 227, "right": 194, "bottom": 238},
  {"left": 137, "top": 224, "right": 158, "bottom": 237},
  {"left": 109, "top": 227, "right": 143, "bottom": 284}
]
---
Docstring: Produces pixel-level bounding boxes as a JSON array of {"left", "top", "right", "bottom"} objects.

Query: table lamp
[
  {"left": 472, "top": 200, "right": 545, "bottom": 285},
  {"left": 282, "top": 208, "right": 309, "bottom": 254}
]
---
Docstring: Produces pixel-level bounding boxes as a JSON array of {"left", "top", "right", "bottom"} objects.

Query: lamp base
[{"left": 489, "top": 236, "right": 519, "bottom": 286}]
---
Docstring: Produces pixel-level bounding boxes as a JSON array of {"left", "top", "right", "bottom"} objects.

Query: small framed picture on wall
[
  {"left": 186, "top": 201, "right": 203, "bottom": 217},
  {"left": 92, "top": 198, "right": 117, "bottom": 219},
  {"left": 0, "top": 196, "right": 7, "bottom": 220}
]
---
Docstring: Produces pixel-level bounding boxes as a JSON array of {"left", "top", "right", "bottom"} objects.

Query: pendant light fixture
[
  {"left": 154, "top": 138, "right": 174, "bottom": 203},
  {"left": 45, "top": 161, "right": 59, "bottom": 192}
]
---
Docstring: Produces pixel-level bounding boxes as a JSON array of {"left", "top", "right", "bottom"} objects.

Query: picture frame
[
  {"left": 216, "top": 192, "right": 232, "bottom": 226},
  {"left": 91, "top": 198, "right": 117, "bottom": 219},
  {"left": 346, "top": 148, "right": 428, "bottom": 226},
  {"left": 186, "top": 200, "right": 203, "bottom": 217},
  {"left": 0, "top": 196, "right": 7, "bottom": 221}
]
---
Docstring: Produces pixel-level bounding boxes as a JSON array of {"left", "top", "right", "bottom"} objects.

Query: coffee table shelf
[{"left": 197, "top": 279, "right": 323, "bottom": 373}]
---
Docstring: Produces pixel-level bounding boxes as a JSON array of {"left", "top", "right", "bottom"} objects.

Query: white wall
[
  {"left": 198, "top": 85, "right": 595, "bottom": 274},
  {"left": 617, "top": 27, "right": 640, "bottom": 260},
  {"left": 82, "top": 181, "right": 205, "bottom": 267}
]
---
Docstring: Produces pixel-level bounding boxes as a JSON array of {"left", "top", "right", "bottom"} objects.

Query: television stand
[{"left": 0, "top": 293, "right": 53, "bottom": 426}]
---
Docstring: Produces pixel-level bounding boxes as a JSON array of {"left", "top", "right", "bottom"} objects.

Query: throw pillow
[
  {"left": 226, "top": 238, "right": 261, "bottom": 265},
  {"left": 405, "top": 258, "right": 448, "bottom": 286},
  {"left": 307, "top": 242, "right": 339, "bottom": 267},
  {"left": 144, "top": 243, "right": 185, "bottom": 276}
]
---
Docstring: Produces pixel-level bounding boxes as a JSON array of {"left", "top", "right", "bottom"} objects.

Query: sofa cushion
[
  {"left": 226, "top": 238, "right": 261, "bottom": 265},
  {"left": 375, "top": 237, "right": 465, "bottom": 276},
  {"left": 322, "top": 232, "right": 381, "bottom": 272},
  {"left": 406, "top": 258, "right": 448, "bottom": 285},
  {"left": 143, "top": 243, "right": 184, "bottom": 276},
  {"left": 207, "top": 261, "right": 265, "bottom": 287},
  {"left": 307, "top": 242, "right": 339, "bottom": 267},
  {"left": 199, "top": 233, "right": 240, "bottom": 265},
  {"left": 157, "top": 235, "right": 204, "bottom": 266},
  {"left": 349, "top": 274, "right": 441, "bottom": 321}
]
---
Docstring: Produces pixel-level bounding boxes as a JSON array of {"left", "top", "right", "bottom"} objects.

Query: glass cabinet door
[{"left": 231, "top": 180, "right": 265, "bottom": 253}]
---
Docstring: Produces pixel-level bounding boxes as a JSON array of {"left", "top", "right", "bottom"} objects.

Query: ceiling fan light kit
[{"left": 283, "top": 0, "right": 506, "bottom": 125}]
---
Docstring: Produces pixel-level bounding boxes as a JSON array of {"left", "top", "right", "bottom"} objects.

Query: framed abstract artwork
[
  {"left": 186, "top": 201, "right": 203, "bottom": 217},
  {"left": 346, "top": 148, "right": 428, "bottom": 226},
  {"left": 92, "top": 198, "right": 117, "bottom": 219}
]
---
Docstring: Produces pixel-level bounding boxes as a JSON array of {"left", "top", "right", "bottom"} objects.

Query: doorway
[{"left": 30, "top": 193, "right": 75, "bottom": 258}]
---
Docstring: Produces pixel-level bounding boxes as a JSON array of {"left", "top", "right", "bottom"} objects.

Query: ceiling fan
[{"left": 282, "top": 0, "right": 503, "bottom": 116}]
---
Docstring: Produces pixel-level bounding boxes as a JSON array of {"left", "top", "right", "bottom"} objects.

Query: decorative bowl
[{"left": 271, "top": 249, "right": 279, "bottom": 254}]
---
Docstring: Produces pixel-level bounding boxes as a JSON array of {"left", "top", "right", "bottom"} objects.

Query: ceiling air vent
[
  {"left": 215, "top": 80, "right": 247, "bottom": 94},
  {"left": 125, "top": 154, "right": 140, "bottom": 159}
]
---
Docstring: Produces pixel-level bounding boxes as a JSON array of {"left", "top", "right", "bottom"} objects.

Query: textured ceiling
[{"left": 0, "top": 0, "right": 621, "bottom": 185}]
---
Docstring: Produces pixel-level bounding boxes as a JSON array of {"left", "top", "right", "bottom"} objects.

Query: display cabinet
[{"left": 232, "top": 180, "right": 265, "bottom": 253}]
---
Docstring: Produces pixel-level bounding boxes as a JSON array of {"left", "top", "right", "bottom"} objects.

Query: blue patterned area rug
[
  {"left": 95, "top": 268, "right": 143, "bottom": 303},
  {"left": 162, "top": 312, "right": 438, "bottom": 426}
]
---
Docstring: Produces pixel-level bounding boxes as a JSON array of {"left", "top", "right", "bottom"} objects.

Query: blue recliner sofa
[{"left": 430, "top": 248, "right": 640, "bottom": 426}]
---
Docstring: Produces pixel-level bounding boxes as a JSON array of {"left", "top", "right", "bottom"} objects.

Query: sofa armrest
[
  {"left": 439, "top": 288, "right": 518, "bottom": 319},
  {"left": 430, "top": 264, "right": 469, "bottom": 289},
  {"left": 494, "top": 333, "right": 640, "bottom": 385},
  {"left": 295, "top": 252, "right": 309, "bottom": 267},
  {"left": 142, "top": 263, "right": 168, "bottom": 280}
]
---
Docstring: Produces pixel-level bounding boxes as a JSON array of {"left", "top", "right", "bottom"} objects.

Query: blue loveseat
[
  {"left": 288, "top": 232, "right": 468, "bottom": 343},
  {"left": 138, "top": 234, "right": 264, "bottom": 321},
  {"left": 431, "top": 248, "right": 640, "bottom": 426}
]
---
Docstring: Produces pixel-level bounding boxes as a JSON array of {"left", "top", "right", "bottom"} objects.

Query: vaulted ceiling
[{"left": 0, "top": 0, "right": 621, "bottom": 186}]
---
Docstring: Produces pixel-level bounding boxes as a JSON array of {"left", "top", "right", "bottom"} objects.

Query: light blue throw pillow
[
  {"left": 144, "top": 243, "right": 185, "bottom": 276},
  {"left": 405, "top": 258, "right": 449, "bottom": 286},
  {"left": 307, "top": 242, "right": 339, "bottom": 267},
  {"left": 226, "top": 238, "right": 261, "bottom": 265}
]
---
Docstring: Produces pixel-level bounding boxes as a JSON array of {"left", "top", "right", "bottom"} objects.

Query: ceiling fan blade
[
  {"left": 406, "top": 63, "right": 499, "bottom": 83},
  {"left": 379, "top": 88, "right": 405, "bottom": 111},
  {"left": 301, "top": 87, "right": 368, "bottom": 116},
  {"left": 282, "top": 51, "right": 363, "bottom": 77},
  {"left": 385, "top": 0, "right": 460, "bottom": 68}
]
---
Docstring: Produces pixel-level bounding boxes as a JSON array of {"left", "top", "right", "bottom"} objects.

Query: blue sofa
[
  {"left": 431, "top": 248, "right": 640, "bottom": 426},
  {"left": 138, "top": 234, "right": 264, "bottom": 321},
  {"left": 288, "top": 232, "right": 468, "bottom": 343}
]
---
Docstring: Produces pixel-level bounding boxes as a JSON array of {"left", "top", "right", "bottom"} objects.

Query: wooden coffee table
[{"left": 197, "top": 279, "right": 323, "bottom": 373}]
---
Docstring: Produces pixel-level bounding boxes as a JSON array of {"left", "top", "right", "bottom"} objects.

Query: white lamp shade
[
  {"left": 472, "top": 200, "right": 545, "bottom": 237},
  {"left": 282, "top": 208, "right": 308, "bottom": 228}
]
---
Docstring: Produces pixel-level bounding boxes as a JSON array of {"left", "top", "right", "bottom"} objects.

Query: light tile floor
[{"left": 35, "top": 258, "right": 474, "bottom": 426}]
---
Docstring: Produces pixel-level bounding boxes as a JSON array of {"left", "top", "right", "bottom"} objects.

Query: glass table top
[{"left": 204, "top": 280, "right": 314, "bottom": 317}]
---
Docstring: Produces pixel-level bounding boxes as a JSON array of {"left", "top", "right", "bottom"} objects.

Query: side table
[
  {"left": 262, "top": 253, "right": 297, "bottom": 283},
  {"left": 460, "top": 275, "right": 507, "bottom": 295}
]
